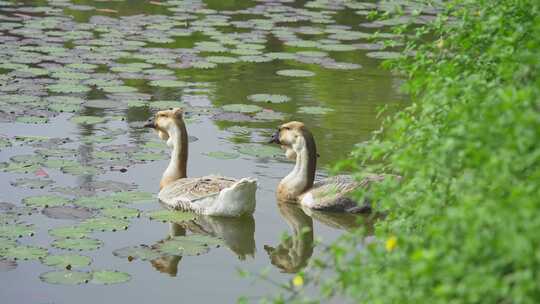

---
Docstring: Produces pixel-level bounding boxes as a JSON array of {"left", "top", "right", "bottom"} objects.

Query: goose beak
[
  {"left": 144, "top": 120, "right": 156, "bottom": 129},
  {"left": 268, "top": 131, "right": 280, "bottom": 144}
]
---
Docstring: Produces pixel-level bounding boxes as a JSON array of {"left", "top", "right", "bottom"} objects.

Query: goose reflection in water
[
  {"left": 149, "top": 215, "right": 256, "bottom": 277},
  {"left": 265, "top": 202, "right": 376, "bottom": 273}
]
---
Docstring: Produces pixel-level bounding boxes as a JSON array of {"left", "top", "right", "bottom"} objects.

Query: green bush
[{"left": 271, "top": 0, "right": 540, "bottom": 303}]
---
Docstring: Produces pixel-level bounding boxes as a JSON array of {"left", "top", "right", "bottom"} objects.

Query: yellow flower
[
  {"left": 385, "top": 236, "right": 397, "bottom": 252},
  {"left": 292, "top": 275, "right": 304, "bottom": 287},
  {"left": 436, "top": 39, "right": 445, "bottom": 49}
]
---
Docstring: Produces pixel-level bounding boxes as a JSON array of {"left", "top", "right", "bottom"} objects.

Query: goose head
[
  {"left": 145, "top": 108, "right": 184, "bottom": 147},
  {"left": 269, "top": 121, "right": 309, "bottom": 160}
]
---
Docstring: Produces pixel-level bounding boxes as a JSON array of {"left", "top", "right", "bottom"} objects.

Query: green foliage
[{"left": 276, "top": 1, "right": 540, "bottom": 303}]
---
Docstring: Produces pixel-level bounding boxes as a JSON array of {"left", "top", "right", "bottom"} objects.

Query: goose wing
[
  {"left": 301, "top": 174, "right": 385, "bottom": 213},
  {"left": 158, "top": 176, "right": 237, "bottom": 206}
]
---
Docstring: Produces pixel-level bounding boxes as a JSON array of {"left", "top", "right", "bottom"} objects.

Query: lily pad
[
  {"left": 132, "top": 152, "right": 165, "bottom": 161},
  {"left": 79, "top": 217, "right": 129, "bottom": 232},
  {"left": 248, "top": 94, "right": 290, "bottom": 104},
  {"left": 16, "top": 116, "right": 49, "bottom": 124},
  {"left": 254, "top": 109, "right": 287, "bottom": 121},
  {"left": 109, "top": 191, "right": 154, "bottom": 203},
  {"left": 237, "top": 144, "right": 283, "bottom": 158},
  {"left": 203, "top": 151, "right": 239, "bottom": 160},
  {"left": 276, "top": 69, "right": 315, "bottom": 77},
  {"left": 52, "top": 238, "right": 103, "bottom": 251},
  {"left": 298, "top": 106, "right": 334, "bottom": 115},
  {"left": 366, "top": 51, "right": 402, "bottom": 59},
  {"left": 113, "top": 245, "right": 163, "bottom": 261},
  {"left": 102, "top": 207, "right": 140, "bottom": 219},
  {"left": 40, "top": 270, "right": 91, "bottom": 285},
  {"left": 42, "top": 254, "right": 92, "bottom": 269},
  {"left": 70, "top": 115, "right": 106, "bottom": 125},
  {"left": 61, "top": 165, "right": 101, "bottom": 176},
  {"left": 3, "top": 245, "right": 47, "bottom": 260},
  {"left": 48, "top": 83, "right": 91, "bottom": 93},
  {"left": 23, "top": 195, "right": 70, "bottom": 208},
  {"left": 49, "top": 226, "right": 89, "bottom": 239},
  {"left": 146, "top": 210, "right": 196, "bottom": 223},
  {"left": 91, "top": 270, "right": 131, "bottom": 285},
  {"left": 148, "top": 100, "right": 185, "bottom": 109},
  {"left": 148, "top": 80, "right": 188, "bottom": 88},
  {"left": 222, "top": 104, "right": 262, "bottom": 114}
]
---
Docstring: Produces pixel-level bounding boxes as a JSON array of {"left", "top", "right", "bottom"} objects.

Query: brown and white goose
[
  {"left": 144, "top": 108, "right": 257, "bottom": 217},
  {"left": 269, "top": 121, "right": 384, "bottom": 213}
]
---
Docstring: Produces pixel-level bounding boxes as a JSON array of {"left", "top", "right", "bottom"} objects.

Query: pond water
[{"left": 0, "top": 0, "right": 408, "bottom": 303}]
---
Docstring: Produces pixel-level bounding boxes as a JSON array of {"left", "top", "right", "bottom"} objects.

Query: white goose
[
  {"left": 144, "top": 108, "right": 257, "bottom": 217},
  {"left": 269, "top": 121, "right": 386, "bottom": 213}
]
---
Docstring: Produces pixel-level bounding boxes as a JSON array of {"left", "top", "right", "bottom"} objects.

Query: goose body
[
  {"left": 145, "top": 108, "right": 257, "bottom": 217},
  {"left": 270, "top": 121, "right": 384, "bottom": 213},
  {"left": 158, "top": 175, "right": 257, "bottom": 216}
]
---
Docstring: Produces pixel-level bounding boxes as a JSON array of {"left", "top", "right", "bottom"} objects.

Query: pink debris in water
[{"left": 35, "top": 168, "right": 49, "bottom": 178}]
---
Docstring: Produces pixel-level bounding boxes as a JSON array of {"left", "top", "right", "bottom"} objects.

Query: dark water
[{"left": 0, "top": 0, "right": 406, "bottom": 303}]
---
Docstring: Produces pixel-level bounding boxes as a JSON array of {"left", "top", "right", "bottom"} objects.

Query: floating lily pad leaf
[
  {"left": 79, "top": 217, "right": 129, "bottom": 232},
  {"left": 52, "top": 71, "right": 90, "bottom": 80},
  {"left": 70, "top": 115, "right": 105, "bottom": 125},
  {"left": 254, "top": 109, "right": 287, "bottom": 121},
  {"left": 49, "top": 226, "right": 89, "bottom": 239},
  {"left": 248, "top": 94, "right": 290, "bottom": 104},
  {"left": 101, "top": 207, "right": 140, "bottom": 219},
  {"left": 48, "top": 83, "right": 91, "bottom": 93},
  {"left": 206, "top": 56, "right": 238, "bottom": 64},
  {"left": 110, "top": 191, "right": 153, "bottom": 204},
  {"left": 43, "top": 159, "right": 78, "bottom": 169},
  {"left": 155, "top": 235, "right": 223, "bottom": 256},
  {"left": 42, "top": 254, "right": 92, "bottom": 269},
  {"left": 52, "top": 238, "right": 102, "bottom": 251},
  {"left": 45, "top": 96, "right": 86, "bottom": 105},
  {"left": 146, "top": 210, "right": 196, "bottom": 223},
  {"left": 365, "top": 51, "right": 402, "bottom": 59},
  {"left": 91, "top": 270, "right": 131, "bottom": 285},
  {"left": 212, "top": 112, "right": 254, "bottom": 122},
  {"left": 42, "top": 206, "right": 94, "bottom": 220},
  {"left": 148, "top": 80, "right": 188, "bottom": 88},
  {"left": 222, "top": 104, "right": 262, "bottom": 114},
  {"left": 16, "top": 116, "right": 49, "bottom": 124},
  {"left": 298, "top": 106, "right": 335, "bottom": 115},
  {"left": 191, "top": 61, "right": 217, "bottom": 69},
  {"left": 4, "top": 245, "right": 47, "bottom": 260},
  {"left": 237, "top": 144, "right": 283, "bottom": 159},
  {"left": 113, "top": 245, "right": 163, "bottom": 261},
  {"left": 48, "top": 103, "right": 81, "bottom": 113},
  {"left": 11, "top": 178, "right": 53, "bottom": 189},
  {"left": 276, "top": 69, "right": 315, "bottom": 77},
  {"left": 101, "top": 85, "right": 138, "bottom": 94},
  {"left": 40, "top": 270, "right": 91, "bottom": 285},
  {"left": 203, "top": 151, "right": 239, "bottom": 160},
  {"left": 23, "top": 195, "right": 70, "bottom": 208},
  {"left": 67, "top": 63, "right": 98, "bottom": 71},
  {"left": 148, "top": 100, "right": 185, "bottom": 109},
  {"left": 266, "top": 52, "right": 297, "bottom": 60},
  {"left": 61, "top": 165, "right": 101, "bottom": 176},
  {"left": 0, "top": 162, "right": 40, "bottom": 174},
  {"left": 132, "top": 152, "right": 165, "bottom": 161},
  {"left": 73, "top": 196, "right": 121, "bottom": 210}
]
